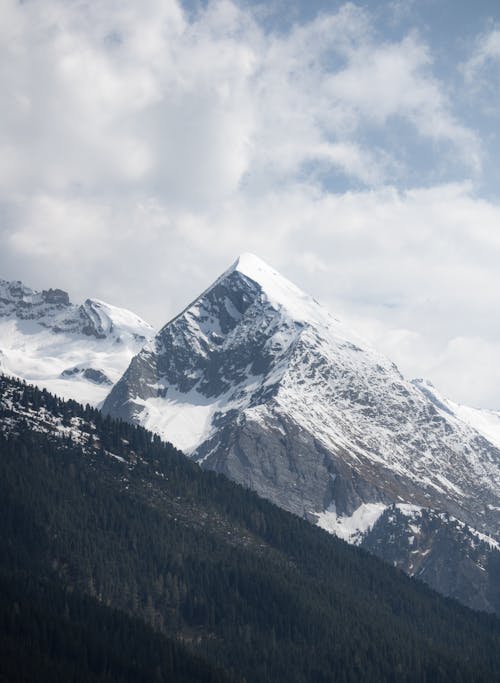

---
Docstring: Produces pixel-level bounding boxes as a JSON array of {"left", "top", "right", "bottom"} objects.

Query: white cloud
[
  {"left": 323, "top": 34, "right": 481, "bottom": 171},
  {"left": 463, "top": 28, "right": 500, "bottom": 83},
  {"left": 430, "top": 336, "right": 500, "bottom": 409},
  {"left": 0, "top": 0, "right": 497, "bottom": 406},
  {"left": 0, "top": 0, "right": 479, "bottom": 200}
]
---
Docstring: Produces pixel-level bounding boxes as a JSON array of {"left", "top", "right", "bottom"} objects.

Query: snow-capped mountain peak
[
  {"left": 170, "top": 255, "right": 372, "bottom": 394},
  {"left": 0, "top": 278, "right": 154, "bottom": 405},
  {"left": 231, "top": 252, "right": 308, "bottom": 309},
  {"left": 227, "top": 253, "right": 368, "bottom": 347},
  {"left": 104, "top": 256, "right": 499, "bottom": 547},
  {"left": 101, "top": 254, "right": 500, "bottom": 613}
]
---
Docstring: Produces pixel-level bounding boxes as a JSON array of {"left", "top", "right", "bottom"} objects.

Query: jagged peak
[
  {"left": 158, "top": 253, "right": 374, "bottom": 358},
  {"left": 162, "top": 253, "right": 303, "bottom": 331},
  {"left": 227, "top": 254, "right": 365, "bottom": 346},
  {"left": 0, "top": 277, "right": 71, "bottom": 306},
  {"left": 0, "top": 278, "right": 36, "bottom": 299},
  {"left": 223, "top": 253, "right": 325, "bottom": 325}
]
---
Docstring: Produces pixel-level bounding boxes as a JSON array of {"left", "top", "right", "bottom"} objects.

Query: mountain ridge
[
  {"left": 102, "top": 254, "right": 500, "bottom": 612},
  {"left": 0, "top": 277, "right": 154, "bottom": 405}
]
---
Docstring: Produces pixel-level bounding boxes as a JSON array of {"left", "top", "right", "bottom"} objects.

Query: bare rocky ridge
[{"left": 103, "top": 254, "right": 500, "bottom": 613}]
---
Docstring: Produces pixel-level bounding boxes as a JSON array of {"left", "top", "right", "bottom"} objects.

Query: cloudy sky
[{"left": 2, "top": 0, "right": 500, "bottom": 408}]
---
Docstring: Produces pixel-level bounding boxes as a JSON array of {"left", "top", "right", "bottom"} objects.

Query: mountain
[
  {"left": 103, "top": 253, "right": 500, "bottom": 613},
  {"left": 2, "top": 373, "right": 500, "bottom": 681},
  {"left": 0, "top": 278, "right": 153, "bottom": 406}
]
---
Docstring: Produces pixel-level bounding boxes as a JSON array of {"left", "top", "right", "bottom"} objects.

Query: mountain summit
[{"left": 101, "top": 255, "right": 499, "bottom": 612}]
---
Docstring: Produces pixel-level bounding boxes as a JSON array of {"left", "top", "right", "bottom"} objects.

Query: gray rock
[{"left": 103, "top": 254, "right": 500, "bottom": 613}]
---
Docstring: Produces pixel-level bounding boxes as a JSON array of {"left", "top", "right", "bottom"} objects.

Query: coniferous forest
[{"left": 0, "top": 374, "right": 499, "bottom": 682}]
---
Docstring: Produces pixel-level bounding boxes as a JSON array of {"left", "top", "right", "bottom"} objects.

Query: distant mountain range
[
  {"left": 0, "top": 278, "right": 153, "bottom": 404},
  {"left": 1, "top": 256, "right": 499, "bottom": 613}
]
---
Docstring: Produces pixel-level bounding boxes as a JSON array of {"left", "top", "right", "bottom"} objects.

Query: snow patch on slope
[
  {"left": 317, "top": 503, "right": 387, "bottom": 544},
  {"left": 135, "top": 393, "right": 216, "bottom": 454},
  {"left": 317, "top": 502, "right": 500, "bottom": 551}
]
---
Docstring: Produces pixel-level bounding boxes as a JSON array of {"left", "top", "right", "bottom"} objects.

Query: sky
[{"left": 2, "top": 0, "right": 500, "bottom": 409}]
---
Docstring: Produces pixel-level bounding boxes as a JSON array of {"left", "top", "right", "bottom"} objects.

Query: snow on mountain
[
  {"left": 102, "top": 253, "right": 500, "bottom": 612},
  {"left": 0, "top": 279, "right": 154, "bottom": 405},
  {"left": 317, "top": 502, "right": 389, "bottom": 544},
  {"left": 104, "top": 254, "right": 499, "bottom": 529},
  {"left": 106, "top": 252, "right": 396, "bottom": 455},
  {"left": 360, "top": 503, "right": 500, "bottom": 613},
  {"left": 318, "top": 500, "right": 499, "bottom": 551},
  {"left": 413, "top": 378, "right": 500, "bottom": 451}
]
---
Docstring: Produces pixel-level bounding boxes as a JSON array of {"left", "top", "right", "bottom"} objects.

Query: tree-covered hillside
[
  {"left": 1, "top": 374, "right": 499, "bottom": 682},
  {"left": 0, "top": 573, "right": 235, "bottom": 683}
]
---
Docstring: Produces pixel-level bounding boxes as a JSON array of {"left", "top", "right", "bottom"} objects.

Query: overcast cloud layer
[{"left": 2, "top": 0, "right": 500, "bottom": 408}]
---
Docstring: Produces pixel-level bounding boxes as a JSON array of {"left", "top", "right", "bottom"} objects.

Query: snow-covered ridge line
[
  {"left": 316, "top": 502, "right": 499, "bottom": 550},
  {"left": 233, "top": 253, "right": 373, "bottom": 349},
  {"left": 0, "top": 277, "right": 154, "bottom": 406},
  {"left": 413, "top": 378, "right": 500, "bottom": 451}
]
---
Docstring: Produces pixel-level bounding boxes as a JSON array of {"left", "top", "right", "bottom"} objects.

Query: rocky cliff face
[
  {"left": 361, "top": 505, "right": 500, "bottom": 613},
  {"left": 102, "top": 254, "right": 500, "bottom": 612},
  {"left": 0, "top": 279, "right": 154, "bottom": 405}
]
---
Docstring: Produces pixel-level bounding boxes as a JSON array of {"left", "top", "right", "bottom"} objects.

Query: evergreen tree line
[
  {"left": 0, "top": 374, "right": 499, "bottom": 682},
  {"left": 0, "top": 572, "right": 235, "bottom": 683}
]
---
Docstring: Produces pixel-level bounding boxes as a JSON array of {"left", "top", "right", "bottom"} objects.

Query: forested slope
[{"left": 1, "top": 374, "right": 499, "bottom": 682}]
